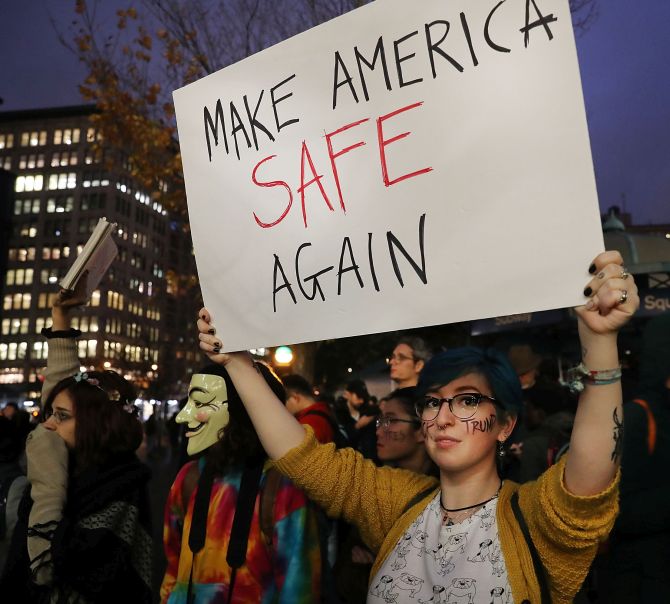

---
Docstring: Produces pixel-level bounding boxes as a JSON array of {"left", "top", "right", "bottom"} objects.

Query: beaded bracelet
[{"left": 565, "top": 363, "right": 622, "bottom": 394}]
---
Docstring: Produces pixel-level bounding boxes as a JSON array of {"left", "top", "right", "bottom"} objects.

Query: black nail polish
[
  {"left": 213, "top": 347, "right": 220, "bottom": 354},
  {"left": 583, "top": 286, "right": 592, "bottom": 297},
  {"left": 588, "top": 263, "right": 596, "bottom": 274},
  {"left": 216, "top": 341, "right": 222, "bottom": 348},
  {"left": 208, "top": 328, "right": 216, "bottom": 335}
]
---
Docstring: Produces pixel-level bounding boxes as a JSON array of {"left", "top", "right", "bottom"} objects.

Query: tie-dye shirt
[{"left": 160, "top": 458, "right": 321, "bottom": 603}]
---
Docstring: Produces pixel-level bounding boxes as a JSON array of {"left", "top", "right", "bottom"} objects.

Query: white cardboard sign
[{"left": 173, "top": 0, "right": 603, "bottom": 352}]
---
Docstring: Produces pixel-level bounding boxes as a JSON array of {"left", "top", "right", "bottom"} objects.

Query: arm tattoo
[{"left": 611, "top": 407, "right": 624, "bottom": 463}]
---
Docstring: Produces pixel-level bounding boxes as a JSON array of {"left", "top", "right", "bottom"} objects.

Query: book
[{"left": 59, "top": 218, "right": 118, "bottom": 297}]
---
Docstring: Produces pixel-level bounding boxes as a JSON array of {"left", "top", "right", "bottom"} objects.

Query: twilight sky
[{"left": 1, "top": 0, "right": 668, "bottom": 224}]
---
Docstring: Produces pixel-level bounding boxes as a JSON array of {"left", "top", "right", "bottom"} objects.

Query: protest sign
[{"left": 173, "top": 0, "right": 604, "bottom": 351}]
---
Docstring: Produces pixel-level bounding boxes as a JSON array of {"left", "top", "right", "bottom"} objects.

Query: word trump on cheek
[{"left": 462, "top": 414, "right": 497, "bottom": 435}]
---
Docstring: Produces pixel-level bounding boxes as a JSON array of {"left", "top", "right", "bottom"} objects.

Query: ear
[
  {"left": 498, "top": 413, "right": 517, "bottom": 442},
  {"left": 414, "top": 359, "right": 425, "bottom": 373}
]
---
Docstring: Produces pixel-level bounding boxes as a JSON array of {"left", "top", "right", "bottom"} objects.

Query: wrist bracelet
[{"left": 564, "top": 363, "right": 622, "bottom": 394}]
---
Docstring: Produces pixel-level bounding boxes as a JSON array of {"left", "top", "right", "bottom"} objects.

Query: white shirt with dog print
[{"left": 368, "top": 493, "right": 512, "bottom": 604}]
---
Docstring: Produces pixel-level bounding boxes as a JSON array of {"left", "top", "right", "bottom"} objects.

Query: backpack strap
[
  {"left": 0, "top": 468, "right": 23, "bottom": 540},
  {"left": 302, "top": 408, "right": 345, "bottom": 446},
  {"left": 259, "top": 468, "right": 283, "bottom": 548},
  {"left": 181, "top": 461, "right": 201, "bottom": 511},
  {"left": 632, "top": 399, "right": 657, "bottom": 455},
  {"left": 511, "top": 491, "right": 550, "bottom": 604},
  {"left": 401, "top": 484, "right": 439, "bottom": 516}
]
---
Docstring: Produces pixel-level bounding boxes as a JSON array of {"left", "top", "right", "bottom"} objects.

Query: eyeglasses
[
  {"left": 415, "top": 393, "right": 497, "bottom": 421},
  {"left": 44, "top": 409, "right": 74, "bottom": 424},
  {"left": 376, "top": 415, "right": 420, "bottom": 431},
  {"left": 386, "top": 353, "right": 415, "bottom": 364}
]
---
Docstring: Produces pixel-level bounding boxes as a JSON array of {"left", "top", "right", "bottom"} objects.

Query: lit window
[
  {"left": 0, "top": 133, "right": 14, "bottom": 149},
  {"left": 91, "top": 290, "right": 101, "bottom": 307},
  {"left": 15, "top": 175, "right": 43, "bottom": 192}
]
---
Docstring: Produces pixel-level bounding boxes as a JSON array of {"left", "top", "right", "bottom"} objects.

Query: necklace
[{"left": 440, "top": 481, "right": 502, "bottom": 526}]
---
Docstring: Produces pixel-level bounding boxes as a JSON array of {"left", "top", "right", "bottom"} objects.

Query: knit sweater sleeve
[
  {"left": 518, "top": 455, "right": 619, "bottom": 604},
  {"left": 273, "top": 427, "right": 437, "bottom": 552}
]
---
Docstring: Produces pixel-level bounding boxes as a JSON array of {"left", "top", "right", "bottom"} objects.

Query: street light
[{"left": 274, "top": 346, "right": 293, "bottom": 366}]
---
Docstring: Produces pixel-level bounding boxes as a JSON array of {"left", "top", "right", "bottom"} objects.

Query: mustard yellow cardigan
[{"left": 275, "top": 428, "right": 619, "bottom": 604}]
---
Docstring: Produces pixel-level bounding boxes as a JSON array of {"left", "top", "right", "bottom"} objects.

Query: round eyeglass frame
[
  {"left": 415, "top": 393, "right": 497, "bottom": 421},
  {"left": 375, "top": 415, "right": 420, "bottom": 431}
]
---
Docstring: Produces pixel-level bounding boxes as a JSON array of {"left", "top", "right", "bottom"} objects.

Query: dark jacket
[{"left": 0, "top": 453, "right": 152, "bottom": 603}]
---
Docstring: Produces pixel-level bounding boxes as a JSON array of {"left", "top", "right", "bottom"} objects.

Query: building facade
[{"left": 0, "top": 105, "right": 200, "bottom": 409}]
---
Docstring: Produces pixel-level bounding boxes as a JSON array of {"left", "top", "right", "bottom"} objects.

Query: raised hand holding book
[{"left": 59, "top": 218, "right": 118, "bottom": 299}]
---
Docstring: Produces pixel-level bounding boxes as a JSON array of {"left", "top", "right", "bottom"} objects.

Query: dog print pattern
[{"left": 368, "top": 494, "right": 512, "bottom": 603}]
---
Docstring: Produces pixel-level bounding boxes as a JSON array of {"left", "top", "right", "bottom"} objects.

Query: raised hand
[
  {"left": 576, "top": 250, "right": 639, "bottom": 336},
  {"left": 196, "top": 307, "right": 250, "bottom": 366}
]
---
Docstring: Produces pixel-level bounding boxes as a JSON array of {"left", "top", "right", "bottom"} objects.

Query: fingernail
[
  {"left": 583, "top": 286, "right": 592, "bottom": 297},
  {"left": 208, "top": 328, "right": 216, "bottom": 335},
  {"left": 597, "top": 272, "right": 605, "bottom": 279},
  {"left": 585, "top": 299, "right": 595, "bottom": 310},
  {"left": 588, "top": 264, "right": 596, "bottom": 274},
  {"left": 200, "top": 314, "right": 205, "bottom": 320},
  {"left": 213, "top": 347, "right": 221, "bottom": 354},
  {"left": 216, "top": 341, "right": 222, "bottom": 348}
]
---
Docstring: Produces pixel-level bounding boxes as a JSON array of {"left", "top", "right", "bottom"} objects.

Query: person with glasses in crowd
[
  {"left": 387, "top": 337, "right": 431, "bottom": 389},
  {"left": 196, "top": 251, "right": 637, "bottom": 604},
  {"left": 0, "top": 282, "right": 152, "bottom": 603},
  {"left": 376, "top": 388, "right": 437, "bottom": 477}
]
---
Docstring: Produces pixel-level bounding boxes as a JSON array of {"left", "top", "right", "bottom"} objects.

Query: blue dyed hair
[{"left": 416, "top": 347, "right": 523, "bottom": 415}]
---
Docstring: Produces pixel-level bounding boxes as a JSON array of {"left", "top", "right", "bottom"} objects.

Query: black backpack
[{"left": 302, "top": 409, "right": 350, "bottom": 449}]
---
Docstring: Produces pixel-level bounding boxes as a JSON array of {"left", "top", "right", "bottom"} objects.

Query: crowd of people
[{"left": 0, "top": 251, "right": 668, "bottom": 603}]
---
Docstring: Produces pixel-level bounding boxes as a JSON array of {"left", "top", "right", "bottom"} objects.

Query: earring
[{"left": 497, "top": 440, "right": 506, "bottom": 458}]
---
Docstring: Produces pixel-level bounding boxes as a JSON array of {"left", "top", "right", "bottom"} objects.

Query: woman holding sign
[{"left": 196, "top": 251, "right": 637, "bottom": 604}]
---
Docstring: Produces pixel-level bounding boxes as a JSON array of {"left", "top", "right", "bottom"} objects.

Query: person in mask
[{"left": 160, "top": 363, "right": 322, "bottom": 604}]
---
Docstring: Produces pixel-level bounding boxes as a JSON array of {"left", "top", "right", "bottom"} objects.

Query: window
[
  {"left": 51, "top": 151, "right": 78, "bottom": 167},
  {"left": 41, "top": 246, "right": 70, "bottom": 261},
  {"left": 91, "top": 290, "right": 101, "bottom": 307},
  {"left": 37, "top": 293, "right": 58, "bottom": 309},
  {"left": 80, "top": 193, "right": 106, "bottom": 211},
  {"left": 10, "top": 247, "right": 36, "bottom": 262},
  {"left": 84, "top": 147, "right": 102, "bottom": 165},
  {"left": 0, "top": 133, "right": 14, "bottom": 149},
  {"left": 48, "top": 172, "right": 77, "bottom": 190},
  {"left": 1, "top": 318, "right": 29, "bottom": 335},
  {"left": 35, "top": 317, "right": 49, "bottom": 333},
  {"left": 32, "top": 341, "right": 49, "bottom": 360},
  {"left": 86, "top": 127, "right": 100, "bottom": 143},
  {"left": 15, "top": 175, "right": 44, "bottom": 192},
  {"left": 3, "top": 293, "right": 31, "bottom": 310},
  {"left": 40, "top": 268, "right": 61, "bottom": 285},
  {"left": 77, "top": 339, "right": 98, "bottom": 358},
  {"left": 13, "top": 198, "right": 40, "bottom": 215},
  {"left": 46, "top": 195, "right": 74, "bottom": 213},
  {"left": 53, "top": 128, "right": 80, "bottom": 145},
  {"left": 19, "top": 154, "right": 45, "bottom": 169},
  {"left": 0, "top": 156, "right": 10, "bottom": 170},
  {"left": 5, "top": 269, "right": 33, "bottom": 286},
  {"left": 78, "top": 217, "right": 99, "bottom": 235},
  {"left": 82, "top": 170, "right": 110, "bottom": 188},
  {"left": 21, "top": 131, "right": 47, "bottom": 147},
  {"left": 19, "top": 222, "right": 37, "bottom": 238},
  {"left": 42, "top": 219, "right": 70, "bottom": 237}
]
